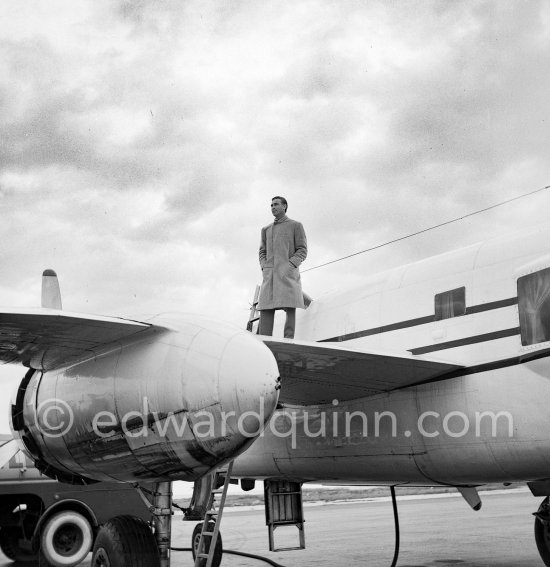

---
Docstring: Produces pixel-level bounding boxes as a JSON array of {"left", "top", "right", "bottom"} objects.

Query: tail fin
[{"left": 41, "top": 269, "right": 62, "bottom": 309}]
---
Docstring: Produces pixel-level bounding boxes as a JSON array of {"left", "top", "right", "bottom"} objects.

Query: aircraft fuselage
[{"left": 234, "top": 223, "right": 550, "bottom": 486}]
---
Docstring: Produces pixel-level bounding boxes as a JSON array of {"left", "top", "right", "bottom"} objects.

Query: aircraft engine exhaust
[{"left": 10, "top": 314, "right": 280, "bottom": 484}]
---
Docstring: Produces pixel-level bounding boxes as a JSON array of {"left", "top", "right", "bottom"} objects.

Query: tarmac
[{"left": 0, "top": 488, "right": 545, "bottom": 567}]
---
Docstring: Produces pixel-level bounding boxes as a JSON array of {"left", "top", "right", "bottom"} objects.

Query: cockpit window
[
  {"left": 434, "top": 287, "right": 466, "bottom": 320},
  {"left": 518, "top": 268, "right": 550, "bottom": 346}
]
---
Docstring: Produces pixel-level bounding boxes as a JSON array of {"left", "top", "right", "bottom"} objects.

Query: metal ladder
[
  {"left": 246, "top": 285, "right": 261, "bottom": 333},
  {"left": 193, "top": 460, "right": 234, "bottom": 567}
]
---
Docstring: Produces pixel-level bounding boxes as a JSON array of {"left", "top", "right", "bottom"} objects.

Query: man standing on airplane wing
[{"left": 258, "top": 196, "right": 307, "bottom": 339}]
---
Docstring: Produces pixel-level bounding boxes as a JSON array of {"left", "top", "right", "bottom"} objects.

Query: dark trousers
[{"left": 259, "top": 308, "right": 296, "bottom": 339}]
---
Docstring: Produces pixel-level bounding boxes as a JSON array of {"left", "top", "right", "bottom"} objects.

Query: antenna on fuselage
[{"left": 41, "top": 269, "right": 62, "bottom": 310}]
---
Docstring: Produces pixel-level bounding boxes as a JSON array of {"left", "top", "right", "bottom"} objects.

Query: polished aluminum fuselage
[{"left": 17, "top": 315, "right": 280, "bottom": 483}]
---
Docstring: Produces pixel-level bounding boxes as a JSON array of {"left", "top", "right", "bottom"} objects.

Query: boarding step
[{"left": 264, "top": 480, "right": 306, "bottom": 552}]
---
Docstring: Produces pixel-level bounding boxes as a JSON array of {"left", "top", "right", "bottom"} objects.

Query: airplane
[{"left": 2, "top": 221, "right": 550, "bottom": 567}]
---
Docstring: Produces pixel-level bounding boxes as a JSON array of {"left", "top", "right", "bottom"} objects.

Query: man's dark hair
[{"left": 272, "top": 196, "right": 288, "bottom": 212}]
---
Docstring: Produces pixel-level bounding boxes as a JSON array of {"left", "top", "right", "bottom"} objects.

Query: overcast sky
[{"left": 1, "top": 0, "right": 550, "bottom": 432}]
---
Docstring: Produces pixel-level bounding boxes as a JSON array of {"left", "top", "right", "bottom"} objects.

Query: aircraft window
[
  {"left": 434, "top": 287, "right": 466, "bottom": 320},
  {"left": 518, "top": 268, "right": 550, "bottom": 346}
]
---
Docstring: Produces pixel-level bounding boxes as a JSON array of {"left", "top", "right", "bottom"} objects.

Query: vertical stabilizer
[{"left": 41, "top": 269, "right": 62, "bottom": 310}]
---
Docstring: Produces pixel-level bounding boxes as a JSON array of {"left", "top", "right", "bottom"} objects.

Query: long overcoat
[{"left": 258, "top": 216, "right": 307, "bottom": 310}]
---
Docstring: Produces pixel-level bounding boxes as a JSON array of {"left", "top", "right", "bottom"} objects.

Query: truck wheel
[
  {"left": 0, "top": 527, "right": 38, "bottom": 563},
  {"left": 40, "top": 510, "right": 93, "bottom": 566},
  {"left": 191, "top": 522, "right": 223, "bottom": 567},
  {"left": 91, "top": 515, "right": 159, "bottom": 567}
]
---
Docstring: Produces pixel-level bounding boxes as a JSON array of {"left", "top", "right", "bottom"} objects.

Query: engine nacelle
[{"left": 11, "top": 314, "right": 280, "bottom": 484}]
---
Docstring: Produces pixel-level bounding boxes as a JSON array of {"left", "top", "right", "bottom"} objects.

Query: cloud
[{"left": 0, "top": 0, "right": 550, "bottom": 327}]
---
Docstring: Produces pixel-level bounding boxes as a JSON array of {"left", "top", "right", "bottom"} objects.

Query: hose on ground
[
  {"left": 172, "top": 486, "right": 400, "bottom": 567},
  {"left": 390, "top": 485, "right": 400, "bottom": 567},
  {"left": 170, "top": 546, "right": 289, "bottom": 567}
]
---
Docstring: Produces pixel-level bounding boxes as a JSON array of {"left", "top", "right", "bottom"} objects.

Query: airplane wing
[
  {"left": 0, "top": 308, "right": 153, "bottom": 371},
  {"left": 261, "top": 338, "right": 464, "bottom": 405}
]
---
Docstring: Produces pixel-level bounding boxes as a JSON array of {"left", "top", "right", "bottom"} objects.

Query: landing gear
[
  {"left": 91, "top": 515, "right": 160, "bottom": 567},
  {"left": 191, "top": 522, "right": 223, "bottom": 567},
  {"left": 91, "top": 481, "right": 172, "bottom": 567},
  {"left": 535, "top": 496, "right": 550, "bottom": 566}
]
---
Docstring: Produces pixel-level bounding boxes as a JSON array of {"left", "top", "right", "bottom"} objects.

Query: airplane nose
[
  {"left": 154, "top": 321, "right": 281, "bottom": 474},
  {"left": 218, "top": 332, "right": 280, "bottom": 440}
]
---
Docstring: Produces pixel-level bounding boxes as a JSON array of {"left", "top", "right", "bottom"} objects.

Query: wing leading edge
[
  {"left": 0, "top": 308, "right": 154, "bottom": 371},
  {"left": 261, "top": 337, "right": 464, "bottom": 405}
]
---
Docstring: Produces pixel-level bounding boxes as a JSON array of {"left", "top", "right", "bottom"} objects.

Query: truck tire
[
  {"left": 40, "top": 510, "right": 93, "bottom": 566},
  {"left": 91, "top": 515, "right": 160, "bottom": 567},
  {"left": 0, "top": 527, "right": 38, "bottom": 563}
]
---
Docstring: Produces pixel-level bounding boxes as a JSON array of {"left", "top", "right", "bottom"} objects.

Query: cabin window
[
  {"left": 434, "top": 287, "right": 466, "bottom": 320},
  {"left": 518, "top": 268, "right": 550, "bottom": 346}
]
